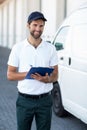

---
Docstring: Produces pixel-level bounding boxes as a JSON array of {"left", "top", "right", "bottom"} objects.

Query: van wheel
[{"left": 52, "top": 81, "right": 66, "bottom": 117}]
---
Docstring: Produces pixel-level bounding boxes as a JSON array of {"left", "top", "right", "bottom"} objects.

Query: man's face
[{"left": 27, "top": 19, "right": 45, "bottom": 39}]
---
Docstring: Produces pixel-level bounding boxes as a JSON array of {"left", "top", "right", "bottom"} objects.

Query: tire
[{"left": 52, "top": 81, "right": 66, "bottom": 117}]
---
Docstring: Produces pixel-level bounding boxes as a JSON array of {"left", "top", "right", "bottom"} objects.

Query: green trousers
[{"left": 16, "top": 93, "right": 53, "bottom": 130}]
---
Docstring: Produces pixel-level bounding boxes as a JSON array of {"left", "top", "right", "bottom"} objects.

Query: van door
[
  {"left": 60, "top": 24, "right": 87, "bottom": 123},
  {"left": 53, "top": 24, "right": 87, "bottom": 123},
  {"left": 68, "top": 24, "right": 87, "bottom": 123},
  {"left": 53, "top": 26, "right": 72, "bottom": 91}
]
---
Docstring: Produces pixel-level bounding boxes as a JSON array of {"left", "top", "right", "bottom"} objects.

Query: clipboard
[{"left": 25, "top": 67, "right": 54, "bottom": 79}]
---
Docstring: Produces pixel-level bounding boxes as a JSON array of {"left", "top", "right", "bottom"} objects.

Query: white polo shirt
[{"left": 8, "top": 39, "right": 58, "bottom": 95}]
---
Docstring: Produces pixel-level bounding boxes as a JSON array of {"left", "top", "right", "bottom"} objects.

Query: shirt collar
[{"left": 24, "top": 38, "right": 45, "bottom": 48}]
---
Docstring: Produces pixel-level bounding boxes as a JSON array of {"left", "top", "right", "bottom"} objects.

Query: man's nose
[{"left": 35, "top": 26, "right": 41, "bottom": 31}]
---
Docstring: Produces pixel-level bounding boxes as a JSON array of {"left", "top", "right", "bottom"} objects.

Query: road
[{"left": 0, "top": 46, "right": 87, "bottom": 130}]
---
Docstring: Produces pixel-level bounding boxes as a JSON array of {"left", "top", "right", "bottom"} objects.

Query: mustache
[{"left": 30, "top": 31, "right": 42, "bottom": 39}]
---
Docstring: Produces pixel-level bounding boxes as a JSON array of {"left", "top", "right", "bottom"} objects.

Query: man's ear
[
  {"left": 27, "top": 23, "right": 29, "bottom": 28},
  {"left": 27, "top": 23, "right": 31, "bottom": 30}
]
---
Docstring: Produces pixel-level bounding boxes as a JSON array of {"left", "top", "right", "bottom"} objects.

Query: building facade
[{"left": 0, "top": 0, "right": 87, "bottom": 48}]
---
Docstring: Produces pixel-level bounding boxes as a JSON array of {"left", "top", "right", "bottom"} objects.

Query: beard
[{"left": 30, "top": 31, "right": 42, "bottom": 39}]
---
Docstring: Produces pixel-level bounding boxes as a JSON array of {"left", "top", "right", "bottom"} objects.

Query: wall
[
  {"left": 0, "top": 0, "right": 86, "bottom": 48},
  {"left": 0, "top": 0, "right": 65, "bottom": 48},
  {"left": 41, "top": 0, "right": 65, "bottom": 41}
]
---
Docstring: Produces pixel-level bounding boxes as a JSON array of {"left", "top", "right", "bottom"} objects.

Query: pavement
[
  {"left": 0, "top": 46, "right": 18, "bottom": 130},
  {"left": 0, "top": 46, "right": 47, "bottom": 130},
  {"left": 1, "top": 46, "right": 87, "bottom": 130},
  {"left": 0, "top": 46, "right": 61, "bottom": 130},
  {"left": 0, "top": 46, "right": 52, "bottom": 130}
]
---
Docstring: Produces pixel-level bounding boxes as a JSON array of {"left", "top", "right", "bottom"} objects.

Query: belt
[{"left": 18, "top": 92, "right": 51, "bottom": 99}]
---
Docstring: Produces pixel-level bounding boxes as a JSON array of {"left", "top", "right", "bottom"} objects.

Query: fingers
[{"left": 31, "top": 73, "right": 50, "bottom": 83}]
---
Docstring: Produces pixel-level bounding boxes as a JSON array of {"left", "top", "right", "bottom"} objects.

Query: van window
[
  {"left": 72, "top": 24, "right": 87, "bottom": 60},
  {"left": 53, "top": 26, "right": 69, "bottom": 50}
]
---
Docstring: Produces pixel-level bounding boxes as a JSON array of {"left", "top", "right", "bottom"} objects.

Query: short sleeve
[{"left": 7, "top": 45, "right": 19, "bottom": 67}]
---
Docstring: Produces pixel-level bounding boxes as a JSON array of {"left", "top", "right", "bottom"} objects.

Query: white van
[{"left": 52, "top": 6, "right": 87, "bottom": 124}]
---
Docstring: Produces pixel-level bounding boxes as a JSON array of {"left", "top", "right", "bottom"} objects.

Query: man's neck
[{"left": 27, "top": 37, "right": 42, "bottom": 48}]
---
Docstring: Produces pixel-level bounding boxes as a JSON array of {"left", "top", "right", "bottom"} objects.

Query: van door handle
[
  {"left": 69, "top": 57, "right": 71, "bottom": 65},
  {"left": 60, "top": 57, "right": 64, "bottom": 60}
]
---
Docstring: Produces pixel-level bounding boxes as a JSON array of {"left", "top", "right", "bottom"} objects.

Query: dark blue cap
[{"left": 27, "top": 11, "right": 47, "bottom": 23}]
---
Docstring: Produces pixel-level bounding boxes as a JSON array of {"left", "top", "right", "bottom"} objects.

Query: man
[{"left": 7, "top": 11, "right": 58, "bottom": 130}]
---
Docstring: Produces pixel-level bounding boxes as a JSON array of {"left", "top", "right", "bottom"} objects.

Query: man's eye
[
  {"left": 40, "top": 25, "right": 44, "bottom": 28},
  {"left": 33, "top": 24, "right": 37, "bottom": 27}
]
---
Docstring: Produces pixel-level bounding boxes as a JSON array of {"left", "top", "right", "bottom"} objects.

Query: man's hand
[
  {"left": 31, "top": 65, "right": 58, "bottom": 83},
  {"left": 31, "top": 73, "right": 50, "bottom": 83}
]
